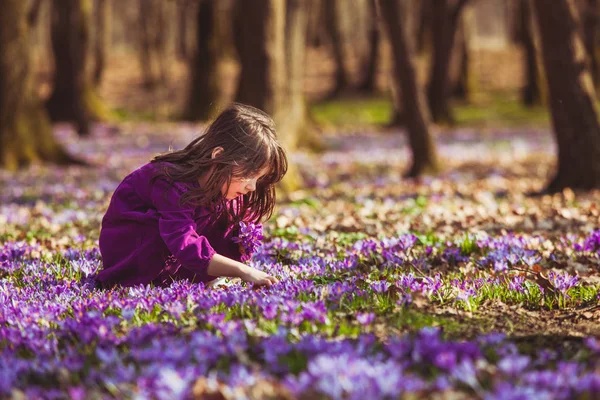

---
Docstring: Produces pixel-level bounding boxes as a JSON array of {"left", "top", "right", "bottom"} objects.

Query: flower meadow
[{"left": 1, "top": 124, "right": 600, "bottom": 399}]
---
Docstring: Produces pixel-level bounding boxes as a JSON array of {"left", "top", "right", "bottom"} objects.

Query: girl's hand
[{"left": 240, "top": 267, "right": 278, "bottom": 288}]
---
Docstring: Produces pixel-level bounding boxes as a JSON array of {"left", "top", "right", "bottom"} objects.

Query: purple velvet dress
[{"left": 96, "top": 162, "right": 257, "bottom": 288}]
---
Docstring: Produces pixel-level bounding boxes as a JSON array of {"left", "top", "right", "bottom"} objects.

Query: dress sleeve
[{"left": 150, "top": 178, "right": 216, "bottom": 274}]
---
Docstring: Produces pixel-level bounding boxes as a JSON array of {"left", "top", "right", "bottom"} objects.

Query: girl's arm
[{"left": 207, "top": 253, "right": 277, "bottom": 287}]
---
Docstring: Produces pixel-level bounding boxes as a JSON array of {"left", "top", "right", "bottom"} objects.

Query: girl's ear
[{"left": 211, "top": 147, "right": 224, "bottom": 159}]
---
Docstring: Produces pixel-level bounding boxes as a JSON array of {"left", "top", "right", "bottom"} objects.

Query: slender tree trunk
[
  {"left": 532, "top": 0, "right": 600, "bottom": 191},
  {"left": 47, "top": 0, "right": 107, "bottom": 135},
  {"left": 1, "top": 0, "right": 83, "bottom": 170},
  {"left": 28, "top": 0, "right": 44, "bottom": 26},
  {"left": 416, "top": 0, "right": 432, "bottom": 54},
  {"left": 307, "top": 0, "right": 326, "bottom": 48},
  {"left": 583, "top": 0, "right": 599, "bottom": 87},
  {"left": 177, "top": 0, "right": 190, "bottom": 60},
  {"left": 138, "top": 0, "right": 167, "bottom": 88},
  {"left": 183, "top": 0, "right": 224, "bottom": 120},
  {"left": 426, "top": 0, "right": 469, "bottom": 124},
  {"left": 377, "top": 0, "right": 440, "bottom": 177},
  {"left": 93, "top": 0, "right": 111, "bottom": 87},
  {"left": 451, "top": 18, "right": 470, "bottom": 100},
  {"left": 323, "top": 0, "right": 350, "bottom": 97},
  {"left": 138, "top": 0, "right": 156, "bottom": 88},
  {"left": 358, "top": 0, "right": 380, "bottom": 93},
  {"left": 518, "top": 0, "right": 541, "bottom": 106}
]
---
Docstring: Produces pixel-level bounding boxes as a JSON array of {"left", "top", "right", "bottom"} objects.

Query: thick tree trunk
[
  {"left": 47, "top": 0, "right": 107, "bottom": 135},
  {"left": 236, "top": 0, "right": 286, "bottom": 116},
  {"left": 236, "top": 0, "right": 307, "bottom": 191},
  {"left": 426, "top": 0, "right": 469, "bottom": 124},
  {"left": 0, "top": 0, "right": 83, "bottom": 170},
  {"left": 377, "top": 0, "right": 440, "bottom": 177},
  {"left": 323, "top": 0, "right": 350, "bottom": 97},
  {"left": 583, "top": 0, "right": 599, "bottom": 87},
  {"left": 532, "top": 0, "right": 600, "bottom": 191},
  {"left": 183, "top": 0, "right": 224, "bottom": 120},
  {"left": 358, "top": 0, "right": 380, "bottom": 93},
  {"left": 93, "top": 0, "right": 111, "bottom": 87}
]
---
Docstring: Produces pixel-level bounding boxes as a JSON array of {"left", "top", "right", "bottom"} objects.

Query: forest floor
[
  {"left": 3, "top": 47, "right": 598, "bottom": 397},
  {"left": 1, "top": 120, "right": 599, "bottom": 397}
]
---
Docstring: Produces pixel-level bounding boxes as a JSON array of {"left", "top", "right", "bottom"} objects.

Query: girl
[{"left": 95, "top": 103, "right": 287, "bottom": 289}]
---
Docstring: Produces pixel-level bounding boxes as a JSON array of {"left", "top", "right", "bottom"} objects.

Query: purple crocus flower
[
  {"left": 232, "top": 221, "right": 263, "bottom": 261},
  {"left": 370, "top": 281, "right": 391, "bottom": 294},
  {"left": 356, "top": 312, "right": 375, "bottom": 325},
  {"left": 548, "top": 271, "right": 578, "bottom": 295}
]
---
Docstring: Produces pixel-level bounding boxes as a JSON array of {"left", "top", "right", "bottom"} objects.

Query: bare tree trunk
[
  {"left": 358, "top": 0, "right": 380, "bottom": 93},
  {"left": 323, "top": 0, "right": 350, "bottom": 97},
  {"left": 1, "top": 0, "right": 83, "bottom": 170},
  {"left": 516, "top": 0, "right": 542, "bottom": 106},
  {"left": 451, "top": 18, "right": 470, "bottom": 100},
  {"left": 236, "top": 0, "right": 285, "bottom": 114},
  {"left": 138, "top": 0, "right": 156, "bottom": 88},
  {"left": 183, "top": 0, "right": 225, "bottom": 120},
  {"left": 47, "top": 0, "right": 107, "bottom": 135},
  {"left": 307, "top": 0, "right": 326, "bottom": 48},
  {"left": 377, "top": 0, "right": 440, "bottom": 177},
  {"left": 416, "top": 0, "right": 432, "bottom": 54},
  {"left": 235, "top": 0, "right": 307, "bottom": 191},
  {"left": 583, "top": 0, "right": 599, "bottom": 87},
  {"left": 138, "top": 0, "right": 167, "bottom": 88},
  {"left": 177, "top": 0, "right": 190, "bottom": 60},
  {"left": 532, "top": 0, "right": 600, "bottom": 191},
  {"left": 28, "top": 0, "right": 44, "bottom": 26},
  {"left": 426, "top": 0, "right": 470, "bottom": 124},
  {"left": 93, "top": 0, "right": 111, "bottom": 87}
]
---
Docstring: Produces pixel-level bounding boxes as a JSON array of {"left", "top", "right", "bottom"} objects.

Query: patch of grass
[
  {"left": 309, "top": 93, "right": 552, "bottom": 130},
  {"left": 389, "top": 309, "right": 461, "bottom": 334},
  {"left": 454, "top": 93, "right": 550, "bottom": 128},
  {"left": 310, "top": 96, "right": 393, "bottom": 129}
]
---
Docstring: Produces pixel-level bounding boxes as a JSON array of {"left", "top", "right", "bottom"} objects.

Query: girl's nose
[{"left": 245, "top": 178, "right": 257, "bottom": 191}]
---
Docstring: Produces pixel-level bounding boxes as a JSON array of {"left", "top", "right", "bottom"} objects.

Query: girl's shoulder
[{"left": 117, "top": 162, "right": 198, "bottom": 200}]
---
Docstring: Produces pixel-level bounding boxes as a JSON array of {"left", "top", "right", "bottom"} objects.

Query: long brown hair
[{"left": 151, "top": 103, "right": 288, "bottom": 224}]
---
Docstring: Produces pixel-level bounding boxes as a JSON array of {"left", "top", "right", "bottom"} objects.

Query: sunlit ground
[{"left": 1, "top": 122, "right": 599, "bottom": 398}]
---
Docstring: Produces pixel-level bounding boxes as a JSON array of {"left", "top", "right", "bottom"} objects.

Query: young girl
[{"left": 95, "top": 103, "right": 287, "bottom": 289}]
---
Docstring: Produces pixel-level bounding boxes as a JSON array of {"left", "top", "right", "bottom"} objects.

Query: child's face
[{"left": 223, "top": 168, "right": 269, "bottom": 200}]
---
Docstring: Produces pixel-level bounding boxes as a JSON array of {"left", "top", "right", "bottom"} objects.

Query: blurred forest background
[{"left": 2, "top": 0, "right": 600, "bottom": 192}]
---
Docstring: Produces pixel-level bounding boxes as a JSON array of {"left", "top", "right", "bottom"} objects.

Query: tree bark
[
  {"left": 532, "top": 0, "right": 600, "bottom": 191},
  {"left": 358, "top": 0, "right": 380, "bottom": 93},
  {"left": 177, "top": 0, "right": 190, "bottom": 60},
  {"left": 451, "top": 17, "right": 470, "bottom": 100},
  {"left": 377, "top": 0, "right": 440, "bottom": 177},
  {"left": 0, "top": 0, "right": 83, "bottom": 170},
  {"left": 323, "top": 0, "right": 350, "bottom": 97},
  {"left": 183, "top": 0, "right": 225, "bottom": 120},
  {"left": 516, "top": 0, "right": 542, "bottom": 106},
  {"left": 93, "top": 0, "right": 111, "bottom": 87},
  {"left": 426, "top": 0, "right": 470, "bottom": 124},
  {"left": 583, "top": 0, "right": 599, "bottom": 87},
  {"left": 138, "top": 0, "right": 167, "bottom": 88},
  {"left": 235, "top": 0, "right": 308, "bottom": 191},
  {"left": 47, "top": 0, "right": 107, "bottom": 135}
]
